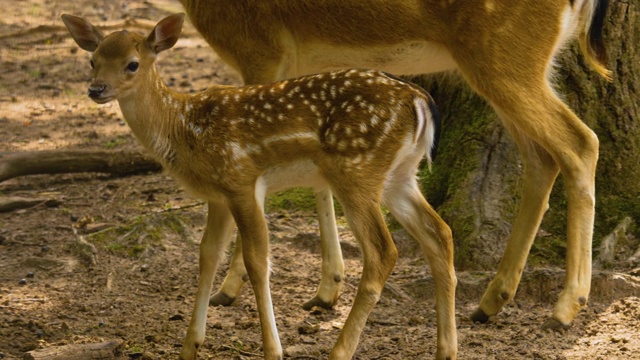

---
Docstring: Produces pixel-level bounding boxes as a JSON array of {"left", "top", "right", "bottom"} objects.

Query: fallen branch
[
  {"left": 69, "top": 227, "right": 98, "bottom": 267},
  {"left": 0, "top": 150, "right": 161, "bottom": 183},
  {"left": 22, "top": 340, "right": 123, "bottom": 360},
  {"left": 217, "top": 344, "right": 264, "bottom": 358},
  {"left": 0, "top": 196, "right": 46, "bottom": 212}
]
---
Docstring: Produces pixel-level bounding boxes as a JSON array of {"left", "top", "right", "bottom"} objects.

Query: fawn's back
[{"left": 167, "top": 69, "right": 438, "bottom": 196}]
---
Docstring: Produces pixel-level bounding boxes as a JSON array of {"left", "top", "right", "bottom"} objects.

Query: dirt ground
[{"left": 1, "top": 1, "right": 640, "bottom": 359}]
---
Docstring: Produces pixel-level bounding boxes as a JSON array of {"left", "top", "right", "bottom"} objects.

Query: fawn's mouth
[
  {"left": 89, "top": 95, "right": 115, "bottom": 104},
  {"left": 87, "top": 82, "right": 116, "bottom": 104}
]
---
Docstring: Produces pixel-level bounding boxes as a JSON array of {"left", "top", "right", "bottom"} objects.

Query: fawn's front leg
[
  {"left": 181, "top": 200, "right": 235, "bottom": 360},
  {"left": 230, "top": 188, "right": 283, "bottom": 359},
  {"left": 211, "top": 188, "right": 345, "bottom": 310}
]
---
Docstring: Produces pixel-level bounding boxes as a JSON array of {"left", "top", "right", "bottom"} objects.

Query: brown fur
[
  {"left": 62, "top": 13, "right": 457, "bottom": 360},
  {"left": 178, "top": 0, "right": 610, "bottom": 347}
]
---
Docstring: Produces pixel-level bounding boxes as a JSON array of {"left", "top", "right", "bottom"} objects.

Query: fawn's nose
[{"left": 88, "top": 82, "right": 107, "bottom": 99}]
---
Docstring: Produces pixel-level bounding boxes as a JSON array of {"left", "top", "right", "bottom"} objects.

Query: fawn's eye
[
  {"left": 126, "top": 61, "right": 139, "bottom": 72},
  {"left": 89, "top": 59, "right": 95, "bottom": 69}
]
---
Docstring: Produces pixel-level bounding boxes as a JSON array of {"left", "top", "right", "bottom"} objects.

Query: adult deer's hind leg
[
  {"left": 470, "top": 115, "right": 560, "bottom": 323},
  {"left": 469, "top": 78, "right": 598, "bottom": 328}
]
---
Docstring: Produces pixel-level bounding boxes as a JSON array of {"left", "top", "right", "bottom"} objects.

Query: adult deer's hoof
[
  {"left": 470, "top": 308, "right": 490, "bottom": 324},
  {"left": 302, "top": 296, "right": 334, "bottom": 311},
  {"left": 209, "top": 291, "right": 236, "bottom": 307},
  {"left": 541, "top": 317, "right": 571, "bottom": 331}
]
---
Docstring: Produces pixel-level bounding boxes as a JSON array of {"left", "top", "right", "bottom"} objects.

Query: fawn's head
[{"left": 62, "top": 13, "right": 185, "bottom": 103}]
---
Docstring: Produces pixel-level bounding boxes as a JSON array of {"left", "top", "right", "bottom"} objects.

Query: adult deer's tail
[{"left": 579, "top": 0, "right": 612, "bottom": 80}]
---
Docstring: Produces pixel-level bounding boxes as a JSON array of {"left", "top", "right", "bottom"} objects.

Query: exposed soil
[{"left": 1, "top": 1, "right": 639, "bottom": 359}]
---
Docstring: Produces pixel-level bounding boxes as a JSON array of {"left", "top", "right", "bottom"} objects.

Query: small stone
[
  {"left": 127, "top": 351, "right": 143, "bottom": 359},
  {"left": 169, "top": 314, "right": 184, "bottom": 321},
  {"left": 298, "top": 324, "right": 320, "bottom": 335},
  {"left": 19, "top": 279, "right": 27, "bottom": 285},
  {"left": 284, "top": 345, "right": 319, "bottom": 358},
  {"left": 26, "top": 272, "right": 34, "bottom": 278}
]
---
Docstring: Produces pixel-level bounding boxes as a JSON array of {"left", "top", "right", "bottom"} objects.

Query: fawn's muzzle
[{"left": 88, "top": 82, "right": 107, "bottom": 100}]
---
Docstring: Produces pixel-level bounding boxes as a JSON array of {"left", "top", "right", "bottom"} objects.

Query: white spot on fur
[
  {"left": 262, "top": 132, "right": 318, "bottom": 147},
  {"left": 227, "top": 141, "right": 248, "bottom": 161}
]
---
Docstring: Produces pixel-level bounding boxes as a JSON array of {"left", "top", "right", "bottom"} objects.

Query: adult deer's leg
[
  {"left": 302, "top": 189, "right": 345, "bottom": 310},
  {"left": 468, "top": 77, "right": 598, "bottom": 327},
  {"left": 181, "top": 200, "right": 235, "bottom": 360},
  {"left": 383, "top": 177, "right": 457, "bottom": 360},
  {"left": 470, "top": 120, "right": 560, "bottom": 322},
  {"left": 328, "top": 188, "right": 398, "bottom": 359},
  {"left": 209, "top": 233, "right": 247, "bottom": 306}
]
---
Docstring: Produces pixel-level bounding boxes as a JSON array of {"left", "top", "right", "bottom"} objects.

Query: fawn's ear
[
  {"left": 61, "top": 14, "right": 104, "bottom": 52},
  {"left": 147, "top": 13, "right": 185, "bottom": 54}
]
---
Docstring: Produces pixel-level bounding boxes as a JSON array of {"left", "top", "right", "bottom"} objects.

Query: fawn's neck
[{"left": 117, "top": 67, "right": 189, "bottom": 165}]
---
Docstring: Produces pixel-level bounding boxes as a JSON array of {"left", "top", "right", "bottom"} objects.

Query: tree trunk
[{"left": 418, "top": 2, "right": 640, "bottom": 270}]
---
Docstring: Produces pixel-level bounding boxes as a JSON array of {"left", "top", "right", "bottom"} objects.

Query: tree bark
[
  {"left": 0, "top": 150, "right": 161, "bottom": 183},
  {"left": 418, "top": 1, "right": 640, "bottom": 270}
]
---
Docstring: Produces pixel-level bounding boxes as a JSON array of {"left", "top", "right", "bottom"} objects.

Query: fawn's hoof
[
  {"left": 302, "top": 296, "right": 335, "bottom": 311},
  {"left": 470, "top": 308, "right": 490, "bottom": 324},
  {"left": 209, "top": 291, "right": 236, "bottom": 307}
]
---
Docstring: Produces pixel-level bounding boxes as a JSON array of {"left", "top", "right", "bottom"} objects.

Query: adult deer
[
  {"left": 179, "top": 0, "right": 611, "bottom": 329},
  {"left": 62, "top": 13, "right": 457, "bottom": 360}
]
